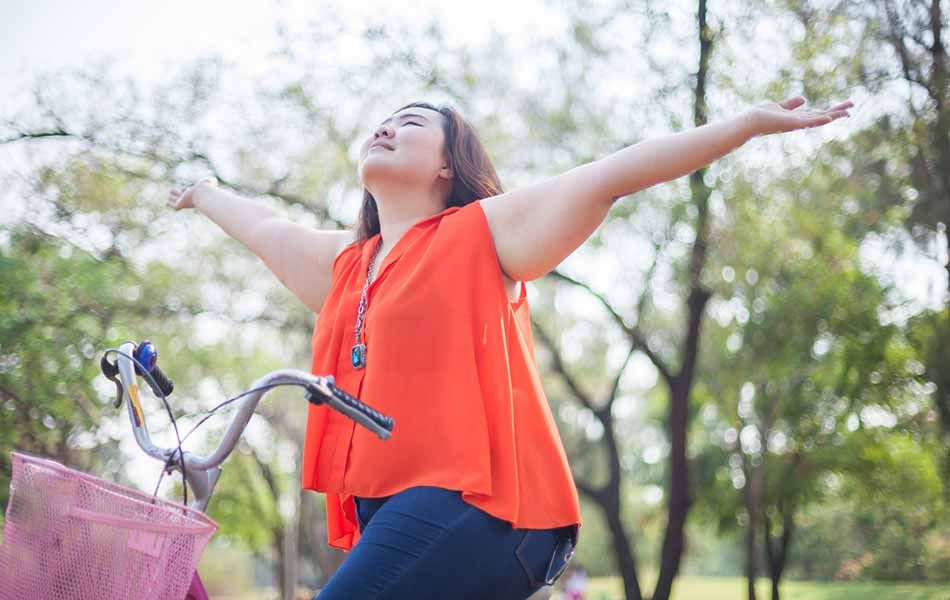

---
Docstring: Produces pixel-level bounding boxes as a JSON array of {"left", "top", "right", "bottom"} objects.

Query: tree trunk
[
  {"left": 575, "top": 414, "right": 644, "bottom": 600},
  {"left": 742, "top": 456, "right": 761, "bottom": 600},
  {"left": 652, "top": 282, "right": 711, "bottom": 600},
  {"left": 603, "top": 487, "right": 644, "bottom": 600},
  {"left": 745, "top": 514, "right": 757, "bottom": 600},
  {"left": 763, "top": 501, "right": 795, "bottom": 600},
  {"left": 944, "top": 221, "right": 949, "bottom": 304},
  {"left": 942, "top": 227, "right": 950, "bottom": 501},
  {"left": 652, "top": 375, "right": 692, "bottom": 600},
  {"left": 273, "top": 525, "right": 288, "bottom": 600},
  {"left": 248, "top": 448, "right": 294, "bottom": 599},
  {"left": 652, "top": 0, "right": 717, "bottom": 593}
]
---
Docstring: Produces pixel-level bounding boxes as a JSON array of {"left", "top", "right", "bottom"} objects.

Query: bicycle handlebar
[{"left": 105, "top": 340, "right": 394, "bottom": 511}]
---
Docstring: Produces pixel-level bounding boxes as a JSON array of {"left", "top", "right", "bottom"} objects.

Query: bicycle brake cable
[
  {"left": 105, "top": 346, "right": 315, "bottom": 509},
  {"left": 104, "top": 347, "right": 190, "bottom": 507}
]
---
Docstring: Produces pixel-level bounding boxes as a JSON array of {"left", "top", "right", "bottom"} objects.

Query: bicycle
[{"left": 0, "top": 339, "right": 394, "bottom": 600}]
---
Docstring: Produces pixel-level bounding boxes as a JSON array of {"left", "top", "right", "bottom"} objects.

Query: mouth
[{"left": 370, "top": 142, "right": 394, "bottom": 151}]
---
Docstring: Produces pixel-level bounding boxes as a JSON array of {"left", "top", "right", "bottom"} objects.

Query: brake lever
[{"left": 99, "top": 353, "right": 124, "bottom": 409}]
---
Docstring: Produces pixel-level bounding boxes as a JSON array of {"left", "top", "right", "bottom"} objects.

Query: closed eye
[{"left": 405, "top": 122, "right": 422, "bottom": 126}]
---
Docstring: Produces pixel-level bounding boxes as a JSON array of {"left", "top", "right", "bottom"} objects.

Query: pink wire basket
[{"left": 0, "top": 451, "right": 218, "bottom": 600}]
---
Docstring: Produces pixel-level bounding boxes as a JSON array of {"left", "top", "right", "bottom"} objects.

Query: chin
[{"left": 360, "top": 160, "right": 403, "bottom": 184}]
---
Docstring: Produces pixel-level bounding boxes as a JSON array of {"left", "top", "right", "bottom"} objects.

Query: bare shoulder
[
  {"left": 476, "top": 194, "right": 503, "bottom": 226},
  {"left": 472, "top": 197, "right": 521, "bottom": 302},
  {"left": 470, "top": 177, "right": 613, "bottom": 283}
]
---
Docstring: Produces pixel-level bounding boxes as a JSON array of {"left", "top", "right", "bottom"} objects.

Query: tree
[{"left": 781, "top": 0, "right": 950, "bottom": 498}]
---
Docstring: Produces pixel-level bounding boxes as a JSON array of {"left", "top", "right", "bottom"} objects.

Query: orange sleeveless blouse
[{"left": 301, "top": 199, "right": 582, "bottom": 552}]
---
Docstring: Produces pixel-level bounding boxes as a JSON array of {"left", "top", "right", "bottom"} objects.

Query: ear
[{"left": 440, "top": 162, "right": 453, "bottom": 180}]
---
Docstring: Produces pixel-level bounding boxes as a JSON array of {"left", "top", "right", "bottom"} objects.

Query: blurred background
[{"left": 1, "top": 0, "right": 947, "bottom": 598}]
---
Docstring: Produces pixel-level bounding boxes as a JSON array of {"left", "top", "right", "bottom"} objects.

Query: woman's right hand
[{"left": 167, "top": 177, "right": 218, "bottom": 211}]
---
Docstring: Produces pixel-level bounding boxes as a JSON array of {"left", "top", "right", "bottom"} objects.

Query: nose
[
  {"left": 373, "top": 124, "right": 393, "bottom": 142},
  {"left": 365, "top": 125, "right": 392, "bottom": 154}
]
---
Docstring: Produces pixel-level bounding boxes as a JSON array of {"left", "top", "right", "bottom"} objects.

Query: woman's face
[{"left": 357, "top": 107, "right": 448, "bottom": 188}]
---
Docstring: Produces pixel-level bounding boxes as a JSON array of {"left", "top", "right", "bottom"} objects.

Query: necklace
[{"left": 351, "top": 238, "right": 383, "bottom": 369}]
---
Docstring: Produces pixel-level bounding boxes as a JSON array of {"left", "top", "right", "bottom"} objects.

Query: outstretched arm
[
  {"left": 588, "top": 112, "right": 755, "bottom": 203},
  {"left": 479, "top": 96, "right": 853, "bottom": 282},
  {"left": 588, "top": 95, "right": 853, "bottom": 200}
]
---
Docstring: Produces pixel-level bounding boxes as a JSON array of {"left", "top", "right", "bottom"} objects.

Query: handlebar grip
[
  {"left": 305, "top": 378, "right": 394, "bottom": 438},
  {"left": 146, "top": 365, "right": 175, "bottom": 398},
  {"left": 329, "top": 384, "right": 394, "bottom": 432}
]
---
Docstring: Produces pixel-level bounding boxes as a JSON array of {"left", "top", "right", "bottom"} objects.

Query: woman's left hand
[{"left": 743, "top": 96, "right": 853, "bottom": 138}]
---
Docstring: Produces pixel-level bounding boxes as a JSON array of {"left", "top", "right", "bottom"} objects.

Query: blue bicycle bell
[{"left": 134, "top": 339, "right": 159, "bottom": 375}]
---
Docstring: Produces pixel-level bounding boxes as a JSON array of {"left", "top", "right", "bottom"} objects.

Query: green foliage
[
  {"left": 203, "top": 446, "right": 281, "bottom": 554},
  {"left": 923, "top": 529, "right": 950, "bottom": 583},
  {"left": 841, "top": 432, "right": 945, "bottom": 581},
  {"left": 691, "top": 89, "right": 938, "bottom": 582},
  {"left": 0, "top": 153, "right": 311, "bottom": 572},
  {"left": 195, "top": 541, "right": 256, "bottom": 594},
  {"left": 786, "top": 500, "right": 863, "bottom": 581},
  {"left": 0, "top": 225, "right": 125, "bottom": 506}
]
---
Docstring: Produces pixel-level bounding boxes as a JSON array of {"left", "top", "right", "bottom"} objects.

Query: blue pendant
[{"left": 352, "top": 343, "right": 367, "bottom": 369}]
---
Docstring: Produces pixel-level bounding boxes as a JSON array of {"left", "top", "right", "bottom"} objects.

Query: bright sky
[
  {"left": 0, "top": 0, "right": 556, "bottom": 96},
  {"left": 2, "top": 0, "right": 946, "bottom": 498}
]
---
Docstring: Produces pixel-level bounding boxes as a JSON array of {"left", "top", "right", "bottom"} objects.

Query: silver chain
[{"left": 354, "top": 239, "right": 383, "bottom": 345}]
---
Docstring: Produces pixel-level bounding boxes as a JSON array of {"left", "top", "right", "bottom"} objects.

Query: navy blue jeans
[{"left": 315, "top": 486, "right": 578, "bottom": 599}]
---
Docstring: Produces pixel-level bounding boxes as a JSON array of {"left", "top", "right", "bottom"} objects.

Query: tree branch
[{"left": 547, "top": 268, "right": 675, "bottom": 385}]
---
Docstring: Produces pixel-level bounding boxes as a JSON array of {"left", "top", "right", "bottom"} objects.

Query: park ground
[
  {"left": 582, "top": 576, "right": 950, "bottom": 600},
  {"left": 212, "top": 575, "right": 950, "bottom": 599}
]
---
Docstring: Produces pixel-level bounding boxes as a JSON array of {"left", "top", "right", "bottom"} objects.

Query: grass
[
  {"left": 581, "top": 575, "right": 950, "bottom": 600},
  {"left": 209, "top": 576, "right": 950, "bottom": 600}
]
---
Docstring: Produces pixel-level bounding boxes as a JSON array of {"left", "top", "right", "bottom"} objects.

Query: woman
[{"left": 168, "top": 96, "right": 851, "bottom": 599}]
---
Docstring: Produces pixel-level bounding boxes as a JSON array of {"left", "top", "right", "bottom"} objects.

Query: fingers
[
  {"left": 167, "top": 187, "right": 184, "bottom": 209},
  {"left": 805, "top": 110, "right": 847, "bottom": 128},
  {"left": 810, "top": 102, "right": 852, "bottom": 118},
  {"left": 800, "top": 104, "right": 851, "bottom": 122},
  {"left": 828, "top": 100, "right": 854, "bottom": 111},
  {"left": 779, "top": 96, "right": 807, "bottom": 110},
  {"left": 779, "top": 96, "right": 854, "bottom": 115},
  {"left": 824, "top": 108, "right": 851, "bottom": 119},
  {"left": 167, "top": 179, "right": 215, "bottom": 210}
]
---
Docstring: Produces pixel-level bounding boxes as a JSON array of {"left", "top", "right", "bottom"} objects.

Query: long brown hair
[{"left": 352, "top": 101, "right": 505, "bottom": 246}]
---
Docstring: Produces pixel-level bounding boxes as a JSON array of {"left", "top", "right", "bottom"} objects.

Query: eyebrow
[{"left": 379, "top": 112, "right": 430, "bottom": 127}]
